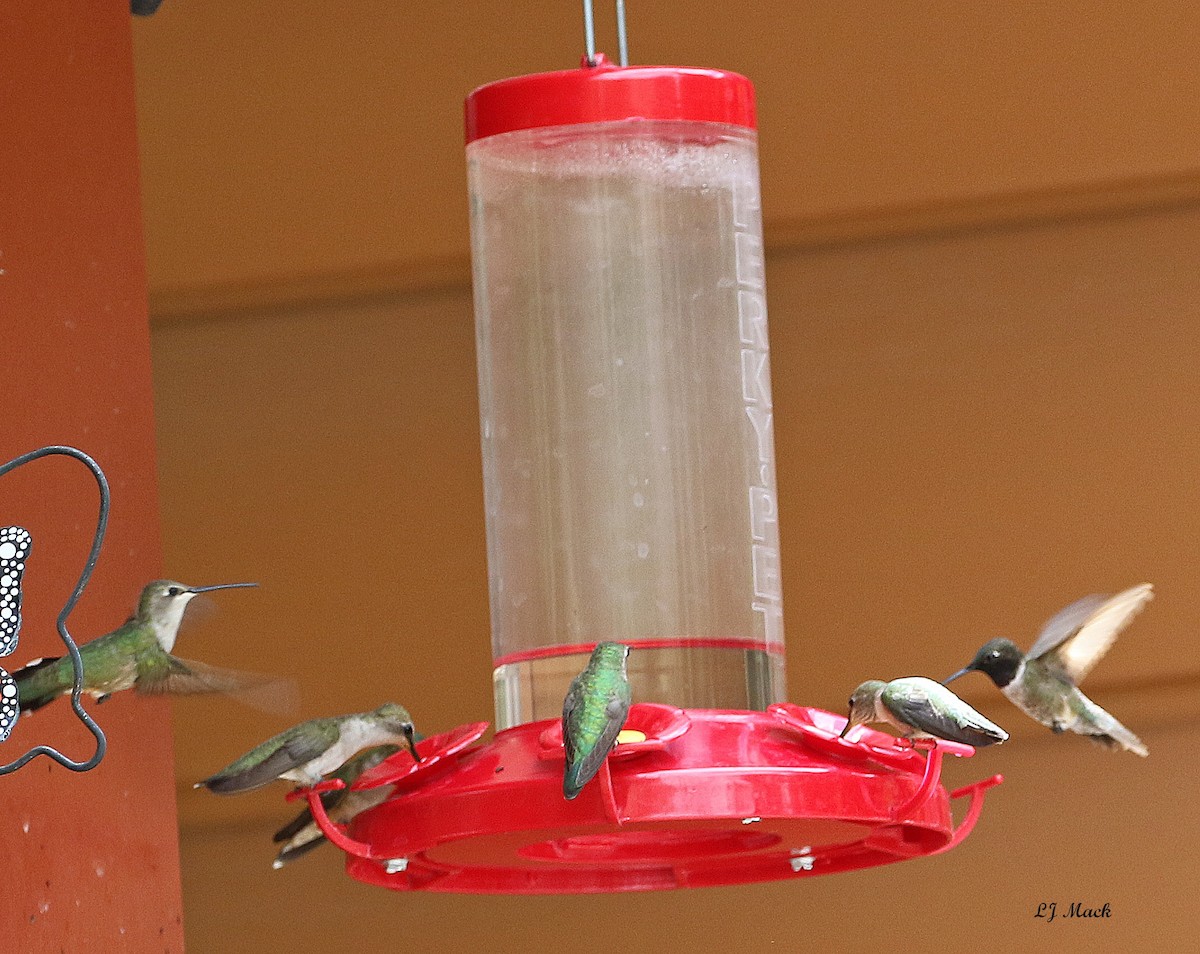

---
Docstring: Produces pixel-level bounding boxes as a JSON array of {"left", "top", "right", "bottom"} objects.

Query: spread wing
[
  {"left": 138, "top": 656, "right": 299, "bottom": 716},
  {"left": 199, "top": 721, "right": 338, "bottom": 794},
  {"left": 1028, "top": 583, "right": 1153, "bottom": 684},
  {"left": 882, "top": 679, "right": 1007, "bottom": 747}
]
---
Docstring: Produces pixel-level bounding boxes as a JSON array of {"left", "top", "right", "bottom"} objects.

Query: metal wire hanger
[
  {"left": 583, "top": 0, "right": 630, "bottom": 67},
  {"left": 0, "top": 445, "right": 110, "bottom": 776}
]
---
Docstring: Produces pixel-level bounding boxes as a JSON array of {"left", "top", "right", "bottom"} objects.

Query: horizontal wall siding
[{"left": 154, "top": 200, "right": 1199, "bottom": 951}]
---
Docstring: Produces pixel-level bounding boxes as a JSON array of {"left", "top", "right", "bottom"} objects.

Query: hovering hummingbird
[
  {"left": 562, "top": 642, "right": 632, "bottom": 800},
  {"left": 840, "top": 676, "right": 1009, "bottom": 748},
  {"left": 196, "top": 703, "right": 421, "bottom": 795},
  {"left": 13, "top": 580, "right": 267, "bottom": 713},
  {"left": 271, "top": 744, "right": 401, "bottom": 868},
  {"left": 944, "top": 583, "right": 1151, "bottom": 756}
]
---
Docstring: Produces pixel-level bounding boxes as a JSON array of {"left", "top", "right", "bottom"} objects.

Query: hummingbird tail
[
  {"left": 196, "top": 774, "right": 268, "bottom": 796},
  {"left": 273, "top": 805, "right": 318, "bottom": 843},
  {"left": 561, "top": 754, "right": 588, "bottom": 799},
  {"left": 16, "top": 694, "right": 59, "bottom": 715},
  {"left": 1078, "top": 699, "right": 1148, "bottom": 757},
  {"left": 13, "top": 656, "right": 68, "bottom": 714},
  {"left": 272, "top": 828, "right": 328, "bottom": 868},
  {"left": 13, "top": 656, "right": 62, "bottom": 677}
]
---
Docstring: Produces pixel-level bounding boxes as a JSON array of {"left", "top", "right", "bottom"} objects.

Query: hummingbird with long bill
[
  {"left": 840, "top": 677, "right": 1009, "bottom": 748},
  {"left": 14, "top": 580, "right": 268, "bottom": 713},
  {"left": 196, "top": 703, "right": 421, "bottom": 795},
  {"left": 271, "top": 744, "right": 401, "bottom": 868},
  {"left": 562, "top": 642, "right": 632, "bottom": 800},
  {"left": 944, "top": 583, "right": 1151, "bottom": 756}
]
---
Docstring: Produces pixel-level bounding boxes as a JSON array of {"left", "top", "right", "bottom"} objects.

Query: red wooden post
[{"left": 0, "top": 4, "right": 185, "bottom": 950}]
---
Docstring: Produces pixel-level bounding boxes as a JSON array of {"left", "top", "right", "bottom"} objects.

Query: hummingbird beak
[
  {"left": 403, "top": 724, "right": 422, "bottom": 764},
  {"left": 188, "top": 582, "right": 259, "bottom": 594},
  {"left": 942, "top": 666, "right": 973, "bottom": 686},
  {"left": 839, "top": 713, "right": 860, "bottom": 739}
]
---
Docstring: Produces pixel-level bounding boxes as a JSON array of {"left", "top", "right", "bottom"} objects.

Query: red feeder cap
[{"left": 465, "top": 54, "right": 756, "bottom": 144}]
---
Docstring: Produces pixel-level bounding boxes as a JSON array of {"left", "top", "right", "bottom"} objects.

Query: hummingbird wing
[
  {"left": 1027, "top": 583, "right": 1153, "bottom": 684},
  {"left": 199, "top": 719, "right": 341, "bottom": 794},
  {"left": 882, "top": 678, "right": 1008, "bottom": 747},
  {"left": 563, "top": 686, "right": 631, "bottom": 796},
  {"left": 137, "top": 656, "right": 299, "bottom": 716}
]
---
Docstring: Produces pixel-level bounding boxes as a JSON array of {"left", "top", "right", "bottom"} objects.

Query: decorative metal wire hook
[
  {"left": 616, "top": 0, "right": 628, "bottom": 66},
  {"left": 0, "top": 445, "right": 109, "bottom": 775},
  {"left": 582, "top": 0, "right": 629, "bottom": 67}
]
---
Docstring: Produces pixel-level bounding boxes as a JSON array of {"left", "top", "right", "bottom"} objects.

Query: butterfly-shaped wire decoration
[
  {"left": 0, "top": 446, "right": 108, "bottom": 775},
  {"left": 0, "top": 526, "right": 32, "bottom": 740}
]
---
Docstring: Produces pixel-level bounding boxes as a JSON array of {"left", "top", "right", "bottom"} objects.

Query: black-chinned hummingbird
[
  {"left": 14, "top": 580, "right": 265, "bottom": 713},
  {"left": 271, "top": 743, "right": 401, "bottom": 868},
  {"left": 562, "top": 642, "right": 632, "bottom": 800},
  {"left": 944, "top": 583, "right": 1151, "bottom": 756},
  {"left": 196, "top": 703, "right": 421, "bottom": 795},
  {"left": 840, "top": 676, "right": 1009, "bottom": 747}
]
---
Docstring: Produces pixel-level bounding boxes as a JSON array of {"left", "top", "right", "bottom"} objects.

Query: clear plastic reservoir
[{"left": 468, "top": 117, "right": 786, "bottom": 729}]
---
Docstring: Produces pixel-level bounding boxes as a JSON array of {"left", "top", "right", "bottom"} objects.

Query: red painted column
[{"left": 0, "top": 4, "right": 185, "bottom": 951}]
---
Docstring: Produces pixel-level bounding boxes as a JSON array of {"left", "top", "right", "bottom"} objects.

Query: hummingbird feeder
[{"left": 297, "top": 2, "right": 1003, "bottom": 891}]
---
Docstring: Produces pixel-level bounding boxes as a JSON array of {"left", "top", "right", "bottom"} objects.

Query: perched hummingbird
[
  {"left": 840, "top": 677, "right": 1009, "bottom": 748},
  {"left": 562, "top": 642, "right": 632, "bottom": 800},
  {"left": 197, "top": 703, "right": 421, "bottom": 795},
  {"left": 944, "top": 583, "right": 1151, "bottom": 756},
  {"left": 13, "top": 580, "right": 265, "bottom": 713},
  {"left": 271, "top": 744, "right": 401, "bottom": 868}
]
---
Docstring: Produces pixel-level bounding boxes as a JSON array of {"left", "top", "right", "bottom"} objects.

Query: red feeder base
[{"left": 294, "top": 704, "right": 1002, "bottom": 894}]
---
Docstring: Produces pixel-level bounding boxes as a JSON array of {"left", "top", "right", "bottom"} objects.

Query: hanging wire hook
[
  {"left": 582, "top": 1, "right": 629, "bottom": 67},
  {"left": 0, "top": 445, "right": 109, "bottom": 775},
  {"left": 582, "top": 0, "right": 597, "bottom": 66},
  {"left": 616, "top": 0, "right": 628, "bottom": 67}
]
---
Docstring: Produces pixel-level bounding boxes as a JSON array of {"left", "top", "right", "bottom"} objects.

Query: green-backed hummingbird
[
  {"left": 562, "top": 642, "right": 632, "bottom": 800},
  {"left": 14, "top": 579, "right": 265, "bottom": 713},
  {"left": 271, "top": 743, "right": 402, "bottom": 868},
  {"left": 944, "top": 583, "right": 1151, "bottom": 756},
  {"left": 840, "top": 676, "right": 1009, "bottom": 747},
  {"left": 197, "top": 703, "right": 421, "bottom": 795}
]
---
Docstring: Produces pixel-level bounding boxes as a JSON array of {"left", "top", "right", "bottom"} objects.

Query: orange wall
[
  {"left": 124, "top": 4, "right": 1200, "bottom": 952},
  {"left": 133, "top": 1, "right": 1200, "bottom": 306},
  {"left": 0, "top": 4, "right": 183, "bottom": 951},
  {"left": 154, "top": 207, "right": 1199, "bottom": 953}
]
